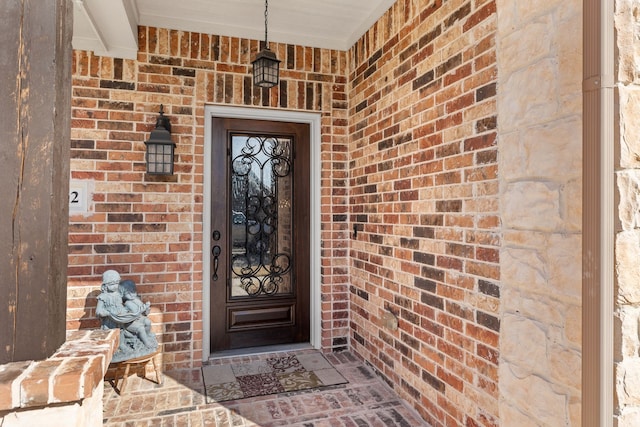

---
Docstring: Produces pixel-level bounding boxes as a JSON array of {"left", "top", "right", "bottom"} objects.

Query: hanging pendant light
[{"left": 252, "top": 0, "right": 280, "bottom": 88}]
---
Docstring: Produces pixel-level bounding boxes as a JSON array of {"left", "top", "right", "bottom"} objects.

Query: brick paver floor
[{"left": 103, "top": 351, "right": 429, "bottom": 426}]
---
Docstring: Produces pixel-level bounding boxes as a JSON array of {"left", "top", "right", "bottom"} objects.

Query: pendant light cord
[{"left": 264, "top": 0, "right": 269, "bottom": 49}]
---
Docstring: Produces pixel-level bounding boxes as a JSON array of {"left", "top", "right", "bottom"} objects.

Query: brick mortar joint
[{"left": 0, "top": 329, "right": 119, "bottom": 412}]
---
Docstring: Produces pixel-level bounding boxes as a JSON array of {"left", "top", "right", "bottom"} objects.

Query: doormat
[{"left": 201, "top": 351, "right": 348, "bottom": 403}]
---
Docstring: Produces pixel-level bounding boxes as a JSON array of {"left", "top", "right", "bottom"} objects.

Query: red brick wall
[
  {"left": 348, "top": 1, "right": 499, "bottom": 425},
  {"left": 67, "top": 27, "right": 350, "bottom": 369}
]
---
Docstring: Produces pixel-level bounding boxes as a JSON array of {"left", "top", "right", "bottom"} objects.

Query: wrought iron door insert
[{"left": 230, "top": 134, "right": 293, "bottom": 298}]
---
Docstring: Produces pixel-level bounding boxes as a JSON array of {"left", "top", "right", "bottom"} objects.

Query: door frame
[{"left": 202, "top": 105, "right": 322, "bottom": 361}]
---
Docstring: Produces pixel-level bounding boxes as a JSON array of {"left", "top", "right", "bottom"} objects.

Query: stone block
[
  {"left": 503, "top": 181, "right": 562, "bottom": 231},
  {"left": 562, "top": 177, "right": 582, "bottom": 232},
  {"left": 619, "top": 89, "right": 640, "bottom": 168},
  {"left": 500, "top": 402, "right": 540, "bottom": 427},
  {"left": 501, "top": 314, "right": 548, "bottom": 375},
  {"left": 616, "top": 359, "right": 640, "bottom": 406},
  {"left": 569, "top": 395, "right": 582, "bottom": 426},
  {"left": 549, "top": 344, "right": 581, "bottom": 391},
  {"left": 500, "top": 363, "right": 568, "bottom": 426},
  {"left": 521, "top": 119, "right": 582, "bottom": 179},
  {"left": 614, "top": 0, "right": 640, "bottom": 84},
  {"left": 498, "top": 15, "right": 552, "bottom": 77},
  {"left": 564, "top": 303, "right": 582, "bottom": 347},
  {"left": 499, "top": 131, "right": 524, "bottom": 180},
  {"left": 518, "top": 0, "right": 563, "bottom": 22},
  {"left": 546, "top": 233, "right": 581, "bottom": 298},
  {"left": 615, "top": 307, "right": 640, "bottom": 359},
  {"left": 501, "top": 246, "right": 548, "bottom": 291},
  {"left": 617, "top": 408, "right": 640, "bottom": 427},
  {"left": 495, "top": 0, "right": 517, "bottom": 37},
  {"left": 499, "top": 59, "right": 557, "bottom": 131},
  {"left": 556, "top": 6, "right": 582, "bottom": 96},
  {"left": 502, "top": 288, "right": 562, "bottom": 332},
  {"left": 616, "top": 231, "right": 640, "bottom": 303},
  {"left": 502, "top": 230, "right": 581, "bottom": 298}
]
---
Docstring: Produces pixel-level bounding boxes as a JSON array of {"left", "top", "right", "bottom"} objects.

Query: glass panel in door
[{"left": 230, "top": 134, "right": 293, "bottom": 298}]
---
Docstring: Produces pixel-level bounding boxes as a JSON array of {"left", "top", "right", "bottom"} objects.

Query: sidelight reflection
[{"left": 230, "top": 134, "right": 293, "bottom": 298}]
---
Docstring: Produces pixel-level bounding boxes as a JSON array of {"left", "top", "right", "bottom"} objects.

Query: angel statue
[{"left": 96, "top": 270, "right": 158, "bottom": 362}]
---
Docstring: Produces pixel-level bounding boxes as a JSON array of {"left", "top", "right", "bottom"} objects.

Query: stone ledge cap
[{"left": 0, "top": 329, "right": 119, "bottom": 411}]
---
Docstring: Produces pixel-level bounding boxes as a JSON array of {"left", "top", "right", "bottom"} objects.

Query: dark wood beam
[{"left": 0, "top": 0, "right": 73, "bottom": 364}]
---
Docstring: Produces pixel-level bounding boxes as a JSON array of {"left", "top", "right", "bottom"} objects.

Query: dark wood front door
[{"left": 210, "top": 118, "right": 310, "bottom": 352}]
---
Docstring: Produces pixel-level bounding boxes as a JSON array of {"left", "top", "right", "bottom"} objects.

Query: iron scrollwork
[{"left": 230, "top": 135, "right": 292, "bottom": 297}]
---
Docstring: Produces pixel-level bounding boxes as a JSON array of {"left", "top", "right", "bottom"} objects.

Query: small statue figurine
[{"left": 96, "top": 270, "right": 158, "bottom": 362}]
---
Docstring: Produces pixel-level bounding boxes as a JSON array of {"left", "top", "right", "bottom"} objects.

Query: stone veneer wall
[
  {"left": 497, "top": 0, "right": 583, "bottom": 426},
  {"left": 615, "top": 0, "right": 640, "bottom": 425},
  {"left": 348, "top": 1, "right": 500, "bottom": 425},
  {"left": 67, "top": 27, "right": 350, "bottom": 369}
]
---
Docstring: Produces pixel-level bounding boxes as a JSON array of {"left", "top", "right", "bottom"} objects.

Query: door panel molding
[
  {"left": 228, "top": 304, "right": 295, "bottom": 330},
  {"left": 202, "top": 106, "right": 321, "bottom": 360}
]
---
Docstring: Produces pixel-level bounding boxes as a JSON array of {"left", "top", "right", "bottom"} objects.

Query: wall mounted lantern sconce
[
  {"left": 144, "top": 105, "right": 176, "bottom": 175},
  {"left": 252, "top": 0, "right": 280, "bottom": 88}
]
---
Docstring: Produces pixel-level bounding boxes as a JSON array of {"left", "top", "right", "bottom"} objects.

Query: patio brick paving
[{"left": 103, "top": 351, "right": 428, "bottom": 426}]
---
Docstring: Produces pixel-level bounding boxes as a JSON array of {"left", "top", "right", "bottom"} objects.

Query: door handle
[
  {"left": 212, "top": 245, "right": 221, "bottom": 281},
  {"left": 212, "top": 229, "right": 221, "bottom": 281}
]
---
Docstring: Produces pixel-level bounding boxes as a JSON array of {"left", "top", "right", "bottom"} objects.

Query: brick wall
[
  {"left": 67, "top": 27, "right": 350, "bottom": 370},
  {"left": 348, "top": 1, "right": 499, "bottom": 425},
  {"left": 66, "top": 1, "right": 588, "bottom": 425}
]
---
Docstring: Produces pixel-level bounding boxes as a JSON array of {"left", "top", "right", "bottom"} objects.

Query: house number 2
[
  {"left": 69, "top": 181, "right": 88, "bottom": 214},
  {"left": 70, "top": 191, "right": 80, "bottom": 204}
]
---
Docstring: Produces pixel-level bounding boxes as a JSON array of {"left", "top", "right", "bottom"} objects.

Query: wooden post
[{"left": 0, "top": 0, "right": 73, "bottom": 364}]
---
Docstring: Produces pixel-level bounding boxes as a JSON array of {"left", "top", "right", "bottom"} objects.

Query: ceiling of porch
[{"left": 72, "top": 0, "right": 396, "bottom": 59}]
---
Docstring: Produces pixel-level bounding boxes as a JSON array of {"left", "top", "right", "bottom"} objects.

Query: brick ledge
[{"left": 0, "top": 329, "right": 119, "bottom": 411}]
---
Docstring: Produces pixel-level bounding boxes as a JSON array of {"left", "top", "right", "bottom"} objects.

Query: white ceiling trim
[
  {"left": 344, "top": 1, "right": 395, "bottom": 50},
  {"left": 136, "top": 14, "right": 351, "bottom": 51},
  {"left": 72, "top": 0, "right": 107, "bottom": 52},
  {"left": 72, "top": 0, "right": 139, "bottom": 59},
  {"left": 73, "top": 0, "right": 396, "bottom": 58}
]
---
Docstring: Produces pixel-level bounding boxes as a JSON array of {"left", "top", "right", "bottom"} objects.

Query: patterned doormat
[{"left": 201, "top": 351, "right": 348, "bottom": 403}]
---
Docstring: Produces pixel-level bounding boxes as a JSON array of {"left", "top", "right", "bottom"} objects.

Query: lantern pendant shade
[
  {"left": 252, "top": 47, "right": 280, "bottom": 88},
  {"left": 145, "top": 106, "right": 176, "bottom": 175},
  {"left": 252, "top": 0, "right": 279, "bottom": 88}
]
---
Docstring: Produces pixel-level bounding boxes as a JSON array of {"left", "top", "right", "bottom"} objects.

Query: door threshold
[{"left": 208, "top": 343, "right": 313, "bottom": 360}]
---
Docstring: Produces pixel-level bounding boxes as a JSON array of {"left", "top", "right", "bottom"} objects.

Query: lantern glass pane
[
  {"left": 253, "top": 54, "right": 279, "bottom": 87},
  {"left": 161, "top": 145, "right": 172, "bottom": 174},
  {"left": 146, "top": 143, "right": 174, "bottom": 175}
]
